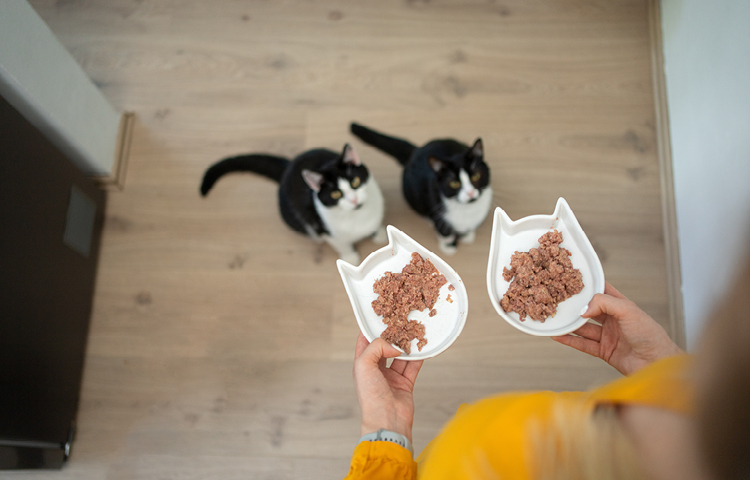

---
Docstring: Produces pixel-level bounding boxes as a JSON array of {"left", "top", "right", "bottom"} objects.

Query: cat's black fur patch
[
  {"left": 200, "top": 146, "right": 369, "bottom": 237},
  {"left": 350, "top": 123, "right": 490, "bottom": 239},
  {"left": 201, "top": 154, "right": 289, "bottom": 194},
  {"left": 350, "top": 123, "right": 415, "bottom": 166}
]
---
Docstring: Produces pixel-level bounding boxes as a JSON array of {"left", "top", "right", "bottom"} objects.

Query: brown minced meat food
[
  {"left": 500, "top": 230, "right": 584, "bottom": 322},
  {"left": 372, "top": 252, "right": 447, "bottom": 353}
]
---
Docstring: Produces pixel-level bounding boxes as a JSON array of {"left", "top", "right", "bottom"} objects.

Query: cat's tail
[
  {"left": 350, "top": 123, "right": 416, "bottom": 166},
  {"left": 200, "top": 154, "right": 290, "bottom": 196}
]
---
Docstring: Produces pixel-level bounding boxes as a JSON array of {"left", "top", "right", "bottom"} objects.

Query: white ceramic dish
[
  {"left": 337, "top": 225, "right": 468, "bottom": 360},
  {"left": 486, "top": 197, "right": 604, "bottom": 336}
]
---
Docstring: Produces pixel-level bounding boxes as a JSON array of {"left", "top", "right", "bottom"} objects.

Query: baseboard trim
[
  {"left": 92, "top": 111, "right": 134, "bottom": 190},
  {"left": 648, "top": 0, "right": 686, "bottom": 349}
]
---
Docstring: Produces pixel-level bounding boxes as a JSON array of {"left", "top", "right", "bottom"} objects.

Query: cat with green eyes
[
  {"left": 200, "top": 144, "right": 385, "bottom": 264},
  {"left": 351, "top": 123, "right": 492, "bottom": 254}
]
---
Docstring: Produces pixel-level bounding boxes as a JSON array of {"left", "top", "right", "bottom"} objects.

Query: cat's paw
[
  {"left": 339, "top": 251, "right": 361, "bottom": 265},
  {"left": 438, "top": 235, "right": 458, "bottom": 255},
  {"left": 371, "top": 226, "right": 387, "bottom": 245},
  {"left": 460, "top": 230, "right": 476, "bottom": 244}
]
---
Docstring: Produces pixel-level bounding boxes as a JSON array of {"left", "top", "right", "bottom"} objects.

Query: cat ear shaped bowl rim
[
  {"left": 486, "top": 197, "right": 605, "bottom": 337},
  {"left": 337, "top": 225, "right": 469, "bottom": 361}
]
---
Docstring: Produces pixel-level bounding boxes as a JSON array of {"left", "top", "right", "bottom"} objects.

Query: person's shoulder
[
  {"left": 420, "top": 391, "right": 580, "bottom": 480},
  {"left": 589, "top": 354, "right": 694, "bottom": 413}
]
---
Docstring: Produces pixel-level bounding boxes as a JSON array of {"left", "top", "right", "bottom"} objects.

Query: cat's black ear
[
  {"left": 342, "top": 144, "right": 361, "bottom": 166},
  {"left": 428, "top": 157, "right": 445, "bottom": 172},
  {"left": 302, "top": 169, "right": 325, "bottom": 192},
  {"left": 470, "top": 138, "right": 484, "bottom": 158}
]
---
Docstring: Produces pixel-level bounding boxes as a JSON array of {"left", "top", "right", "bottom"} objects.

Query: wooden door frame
[
  {"left": 648, "top": 0, "right": 686, "bottom": 349},
  {"left": 92, "top": 111, "right": 135, "bottom": 190}
]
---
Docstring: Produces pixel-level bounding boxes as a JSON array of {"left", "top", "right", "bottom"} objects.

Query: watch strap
[{"left": 358, "top": 428, "right": 413, "bottom": 456}]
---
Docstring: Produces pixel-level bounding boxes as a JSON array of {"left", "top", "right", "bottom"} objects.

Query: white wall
[
  {"left": 0, "top": 0, "right": 121, "bottom": 176},
  {"left": 661, "top": 0, "right": 750, "bottom": 349}
]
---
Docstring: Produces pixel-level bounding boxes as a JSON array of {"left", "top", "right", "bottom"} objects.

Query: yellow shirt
[{"left": 343, "top": 355, "right": 692, "bottom": 480}]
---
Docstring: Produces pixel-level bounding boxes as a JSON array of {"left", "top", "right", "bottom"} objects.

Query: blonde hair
[
  {"left": 529, "top": 401, "right": 645, "bottom": 480},
  {"left": 695, "top": 259, "right": 750, "bottom": 479}
]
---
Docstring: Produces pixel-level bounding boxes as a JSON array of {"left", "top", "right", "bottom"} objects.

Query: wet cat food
[
  {"left": 500, "top": 230, "right": 584, "bottom": 322},
  {"left": 372, "top": 252, "right": 447, "bottom": 353}
]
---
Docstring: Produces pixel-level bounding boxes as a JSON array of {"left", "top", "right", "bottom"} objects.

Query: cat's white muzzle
[
  {"left": 338, "top": 178, "right": 367, "bottom": 211},
  {"left": 458, "top": 186, "right": 479, "bottom": 204}
]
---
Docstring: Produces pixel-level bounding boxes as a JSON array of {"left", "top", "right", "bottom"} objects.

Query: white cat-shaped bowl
[
  {"left": 486, "top": 197, "right": 605, "bottom": 336},
  {"left": 337, "top": 225, "right": 468, "bottom": 360}
]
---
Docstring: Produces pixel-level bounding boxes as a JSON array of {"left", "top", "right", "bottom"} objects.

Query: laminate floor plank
[{"left": 17, "top": 1, "right": 667, "bottom": 478}]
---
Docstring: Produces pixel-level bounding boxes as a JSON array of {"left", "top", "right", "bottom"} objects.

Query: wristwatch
[{"left": 358, "top": 429, "right": 413, "bottom": 455}]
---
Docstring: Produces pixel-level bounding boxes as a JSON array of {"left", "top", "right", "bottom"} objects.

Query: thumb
[
  {"left": 358, "top": 338, "right": 403, "bottom": 366},
  {"left": 583, "top": 293, "right": 635, "bottom": 320}
]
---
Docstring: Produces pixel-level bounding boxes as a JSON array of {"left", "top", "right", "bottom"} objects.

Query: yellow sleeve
[{"left": 344, "top": 441, "right": 417, "bottom": 480}]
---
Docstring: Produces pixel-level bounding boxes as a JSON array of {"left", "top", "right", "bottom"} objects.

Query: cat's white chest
[
  {"left": 442, "top": 186, "right": 493, "bottom": 234},
  {"left": 314, "top": 178, "right": 385, "bottom": 242}
]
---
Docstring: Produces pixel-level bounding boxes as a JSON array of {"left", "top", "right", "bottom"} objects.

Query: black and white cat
[
  {"left": 200, "top": 144, "right": 385, "bottom": 264},
  {"left": 350, "top": 123, "right": 492, "bottom": 254}
]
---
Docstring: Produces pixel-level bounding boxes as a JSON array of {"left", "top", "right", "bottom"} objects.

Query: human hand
[
  {"left": 353, "top": 333, "right": 424, "bottom": 442},
  {"left": 552, "top": 282, "right": 683, "bottom": 376}
]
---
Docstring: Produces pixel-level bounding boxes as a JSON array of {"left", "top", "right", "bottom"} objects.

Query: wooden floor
[{"left": 19, "top": 1, "right": 669, "bottom": 478}]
